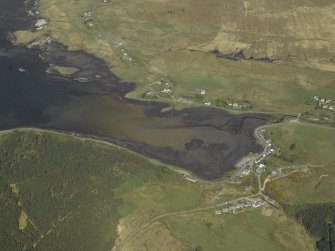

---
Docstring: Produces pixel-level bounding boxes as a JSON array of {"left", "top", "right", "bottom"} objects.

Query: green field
[
  {"left": 266, "top": 124, "right": 335, "bottom": 166},
  {"left": 164, "top": 207, "right": 315, "bottom": 251},
  {"left": 264, "top": 124, "right": 335, "bottom": 204}
]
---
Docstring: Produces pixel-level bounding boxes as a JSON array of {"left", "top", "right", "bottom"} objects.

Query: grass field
[
  {"left": 264, "top": 124, "right": 335, "bottom": 204},
  {"left": 14, "top": 0, "right": 335, "bottom": 113},
  {"left": 123, "top": 182, "right": 203, "bottom": 212},
  {"left": 163, "top": 207, "right": 316, "bottom": 251},
  {"left": 266, "top": 124, "right": 335, "bottom": 165}
]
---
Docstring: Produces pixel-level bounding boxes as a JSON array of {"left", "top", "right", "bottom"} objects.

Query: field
[
  {"left": 266, "top": 124, "right": 335, "bottom": 166},
  {"left": 140, "top": 207, "right": 315, "bottom": 251},
  {"left": 263, "top": 124, "right": 335, "bottom": 204},
  {"left": 15, "top": 0, "right": 335, "bottom": 112},
  {"left": 0, "top": 130, "right": 318, "bottom": 250}
]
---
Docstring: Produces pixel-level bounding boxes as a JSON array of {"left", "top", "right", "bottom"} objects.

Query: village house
[
  {"left": 222, "top": 208, "right": 229, "bottom": 213},
  {"left": 162, "top": 87, "right": 172, "bottom": 93},
  {"left": 252, "top": 200, "right": 265, "bottom": 208},
  {"left": 194, "top": 89, "right": 206, "bottom": 95}
]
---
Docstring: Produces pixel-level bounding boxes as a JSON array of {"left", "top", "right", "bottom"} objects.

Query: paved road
[{"left": 113, "top": 114, "right": 307, "bottom": 250}]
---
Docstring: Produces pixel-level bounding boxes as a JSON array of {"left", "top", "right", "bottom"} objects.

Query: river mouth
[{"left": 0, "top": 0, "right": 276, "bottom": 180}]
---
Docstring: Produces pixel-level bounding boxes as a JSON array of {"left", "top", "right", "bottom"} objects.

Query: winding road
[
  {"left": 1, "top": 113, "right": 334, "bottom": 251},
  {"left": 112, "top": 113, "right": 335, "bottom": 251}
]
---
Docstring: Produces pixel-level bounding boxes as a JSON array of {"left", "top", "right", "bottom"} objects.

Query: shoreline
[
  {"left": 0, "top": 127, "right": 219, "bottom": 183},
  {"left": 0, "top": 34, "right": 275, "bottom": 180},
  {"left": 0, "top": 0, "right": 277, "bottom": 180}
]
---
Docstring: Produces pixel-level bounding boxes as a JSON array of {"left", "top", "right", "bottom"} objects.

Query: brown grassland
[{"left": 15, "top": 0, "right": 335, "bottom": 112}]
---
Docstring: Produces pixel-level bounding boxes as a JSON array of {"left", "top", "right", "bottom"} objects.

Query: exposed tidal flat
[{"left": 0, "top": 0, "right": 276, "bottom": 179}]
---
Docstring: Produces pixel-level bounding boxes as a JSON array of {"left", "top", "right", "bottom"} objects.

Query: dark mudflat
[{"left": 0, "top": 0, "right": 276, "bottom": 180}]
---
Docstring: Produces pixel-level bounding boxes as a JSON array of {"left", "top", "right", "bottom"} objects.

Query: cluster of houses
[
  {"left": 303, "top": 113, "right": 333, "bottom": 122},
  {"left": 158, "top": 79, "right": 174, "bottom": 94},
  {"left": 161, "top": 86, "right": 173, "bottom": 94},
  {"left": 237, "top": 164, "right": 252, "bottom": 177},
  {"left": 82, "top": 11, "right": 95, "bottom": 27},
  {"left": 111, "top": 40, "right": 133, "bottom": 62},
  {"left": 255, "top": 135, "right": 274, "bottom": 164},
  {"left": 112, "top": 39, "right": 126, "bottom": 48},
  {"left": 226, "top": 177, "right": 242, "bottom": 184},
  {"left": 235, "top": 129, "right": 277, "bottom": 181},
  {"left": 190, "top": 89, "right": 211, "bottom": 106},
  {"left": 235, "top": 133, "right": 274, "bottom": 178},
  {"left": 144, "top": 78, "right": 175, "bottom": 99},
  {"left": 120, "top": 48, "right": 133, "bottom": 62},
  {"left": 35, "top": 19, "right": 48, "bottom": 31},
  {"left": 176, "top": 97, "right": 194, "bottom": 104},
  {"left": 193, "top": 89, "right": 206, "bottom": 95},
  {"left": 256, "top": 163, "right": 266, "bottom": 174},
  {"left": 267, "top": 168, "right": 281, "bottom": 178},
  {"left": 313, "top": 96, "right": 335, "bottom": 111},
  {"left": 145, "top": 81, "right": 211, "bottom": 106},
  {"left": 176, "top": 97, "right": 210, "bottom": 106},
  {"left": 215, "top": 198, "right": 266, "bottom": 215},
  {"left": 236, "top": 130, "right": 278, "bottom": 180},
  {"left": 143, "top": 90, "right": 156, "bottom": 98},
  {"left": 244, "top": 185, "right": 254, "bottom": 192},
  {"left": 227, "top": 100, "right": 252, "bottom": 110}
]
